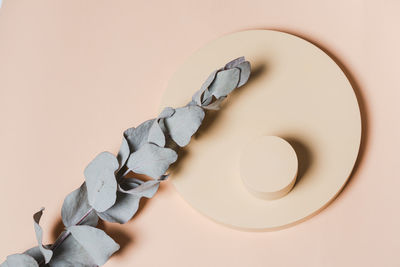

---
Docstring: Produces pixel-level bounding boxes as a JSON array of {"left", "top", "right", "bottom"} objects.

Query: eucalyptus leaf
[
  {"left": 98, "top": 178, "right": 160, "bottom": 224},
  {"left": 202, "top": 96, "right": 226, "bottom": 110},
  {"left": 223, "top": 57, "right": 251, "bottom": 87},
  {"left": 96, "top": 192, "right": 138, "bottom": 224},
  {"left": 192, "top": 69, "right": 219, "bottom": 106},
  {"left": 61, "top": 183, "right": 98, "bottom": 227},
  {"left": 164, "top": 105, "right": 205, "bottom": 147},
  {"left": 224, "top": 56, "right": 245, "bottom": 69},
  {"left": 118, "top": 178, "right": 161, "bottom": 196},
  {"left": 208, "top": 68, "right": 240, "bottom": 99},
  {"left": 0, "top": 254, "right": 38, "bottom": 267},
  {"left": 201, "top": 88, "right": 214, "bottom": 106},
  {"left": 49, "top": 232, "right": 96, "bottom": 267},
  {"left": 84, "top": 152, "right": 119, "bottom": 212},
  {"left": 33, "top": 208, "right": 53, "bottom": 264},
  {"left": 234, "top": 60, "right": 251, "bottom": 87},
  {"left": 148, "top": 107, "right": 176, "bottom": 147},
  {"left": 158, "top": 107, "right": 175, "bottom": 118},
  {"left": 192, "top": 57, "right": 251, "bottom": 108},
  {"left": 148, "top": 121, "right": 166, "bottom": 147},
  {"left": 24, "top": 246, "right": 44, "bottom": 264},
  {"left": 126, "top": 143, "right": 178, "bottom": 179},
  {"left": 124, "top": 119, "right": 154, "bottom": 152},
  {"left": 117, "top": 137, "right": 130, "bottom": 169},
  {"left": 68, "top": 226, "right": 119, "bottom": 266}
]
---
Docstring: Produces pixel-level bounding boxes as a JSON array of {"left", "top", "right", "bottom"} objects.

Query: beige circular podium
[
  {"left": 240, "top": 136, "right": 298, "bottom": 200},
  {"left": 160, "top": 30, "right": 361, "bottom": 231}
]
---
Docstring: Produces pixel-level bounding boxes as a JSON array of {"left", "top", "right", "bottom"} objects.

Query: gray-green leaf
[
  {"left": 202, "top": 96, "right": 226, "bottom": 110},
  {"left": 164, "top": 105, "right": 205, "bottom": 147},
  {"left": 148, "top": 107, "right": 175, "bottom": 148},
  {"left": 61, "top": 183, "right": 98, "bottom": 227},
  {"left": 68, "top": 226, "right": 119, "bottom": 266},
  {"left": 192, "top": 69, "right": 219, "bottom": 106},
  {"left": 84, "top": 152, "right": 119, "bottom": 212},
  {"left": 1, "top": 254, "right": 38, "bottom": 267},
  {"left": 126, "top": 143, "right": 177, "bottom": 179},
  {"left": 148, "top": 121, "right": 166, "bottom": 147},
  {"left": 49, "top": 232, "right": 96, "bottom": 267},
  {"left": 234, "top": 61, "right": 251, "bottom": 87},
  {"left": 118, "top": 178, "right": 161, "bottom": 196},
  {"left": 24, "top": 246, "right": 44, "bottom": 264},
  {"left": 224, "top": 56, "right": 245, "bottom": 69},
  {"left": 124, "top": 119, "right": 154, "bottom": 152},
  {"left": 208, "top": 68, "right": 240, "bottom": 99},
  {"left": 191, "top": 57, "right": 251, "bottom": 108},
  {"left": 158, "top": 107, "right": 175, "bottom": 118},
  {"left": 117, "top": 137, "right": 130, "bottom": 169},
  {"left": 33, "top": 208, "right": 53, "bottom": 264},
  {"left": 98, "top": 178, "right": 160, "bottom": 224}
]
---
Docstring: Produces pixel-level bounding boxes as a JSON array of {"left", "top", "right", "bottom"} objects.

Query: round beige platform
[
  {"left": 160, "top": 30, "right": 361, "bottom": 231},
  {"left": 240, "top": 136, "right": 298, "bottom": 200}
]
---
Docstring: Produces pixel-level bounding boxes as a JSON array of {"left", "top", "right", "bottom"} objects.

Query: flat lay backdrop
[{"left": 0, "top": 1, "right": 399, "bottom": 266}]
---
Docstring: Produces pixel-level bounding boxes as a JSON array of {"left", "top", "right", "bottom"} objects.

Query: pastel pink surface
[{"left": 0, "top": 1, "right": 398, "bottom": 267}]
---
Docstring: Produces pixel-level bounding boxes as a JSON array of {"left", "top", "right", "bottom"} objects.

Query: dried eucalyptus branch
[{"left": 1, "top": 57, "right": 251, "bottom": 267}]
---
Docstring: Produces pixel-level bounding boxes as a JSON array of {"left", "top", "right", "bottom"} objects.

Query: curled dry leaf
[
  {"left": 84, "top": 152, "right": 119, "bottom": 212},
  {"left": 33, "top": 208, "right": 53, "bottom": 264},
  {"left": 62, "top": 183, "right": 99, "bottom": 227},
  {"left": 118, "top": 178, "right": 161, "bottom": 196}
]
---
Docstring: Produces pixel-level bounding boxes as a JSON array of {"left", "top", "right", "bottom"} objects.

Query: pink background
[{"left": 0, "top": 1, "right": 399, "bottom": 266}]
